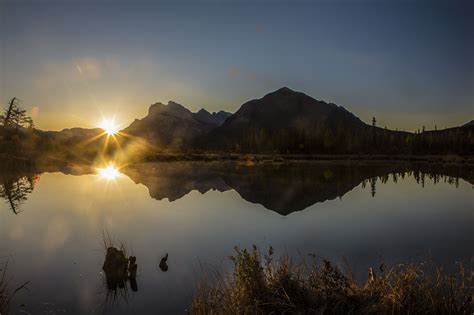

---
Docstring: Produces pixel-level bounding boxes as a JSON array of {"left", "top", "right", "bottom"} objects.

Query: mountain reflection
[
  {"left": 1, "top": 161, "right": 472, "bottom": 215},
  {"left": 121, "top": 161, "right": 473, "bottom": 215}
]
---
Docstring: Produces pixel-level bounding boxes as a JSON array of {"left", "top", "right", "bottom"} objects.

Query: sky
[{"left": 1, "top": 0, "right": 473, "bottom": 131}]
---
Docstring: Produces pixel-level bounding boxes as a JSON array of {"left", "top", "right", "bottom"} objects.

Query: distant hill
[
  {"left": 0, "top": 125, "right": 110, "bottom": 162},
  {"left": 44, "top": 127, "right": 103, "bottom": 142}
]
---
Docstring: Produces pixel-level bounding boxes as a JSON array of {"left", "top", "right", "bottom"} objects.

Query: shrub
[{"left": 192, "top": 247, "right": 473, "bottom": 314}]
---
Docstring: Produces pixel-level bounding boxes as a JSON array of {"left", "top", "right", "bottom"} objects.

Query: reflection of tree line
[
  {"left": 0, "top": 174, "right": 37, "bottom": 214},
  {"left": 0, "top": 161, "right": 471, "bottom": 215},
  {"left": 361, "top": 169, "right": 464, "bottom": 197}
]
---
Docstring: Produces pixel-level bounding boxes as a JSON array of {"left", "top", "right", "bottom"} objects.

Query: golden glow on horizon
[
  {"left": 99, "top": 118, "right": 120, "bottom": 135},
  {"left": 97, "top": 164, "right": 121, "bottom": 180}
]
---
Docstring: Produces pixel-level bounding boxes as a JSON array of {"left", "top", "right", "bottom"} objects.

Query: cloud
[
  {"left": 74, "top": 57, "right": 101, "bottom": 80},
  {"left": 31, "top": 106, "right": 40, "bottom": 118}
]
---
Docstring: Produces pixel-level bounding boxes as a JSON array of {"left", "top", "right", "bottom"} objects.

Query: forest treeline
[{"left": 212, "top": 123, "right": 474, "bottom": 155}]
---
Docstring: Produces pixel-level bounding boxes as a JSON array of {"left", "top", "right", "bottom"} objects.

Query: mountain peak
[
  {"left": 268, "top": 87, "right": 297, "bottom": 96},
  {"left": 197, "top": 108, "right": 211, "bottom": 115},
  {"left": 260, "top": 87, "right": 312, "bottom": 103},
  {"left": 126, "top": 101, "right": 210, "bottom": 148},
  {"left": 276, "top": 86, "right": 295, "bottom": 93},
  {"left": 167, "top": 100, "right": 184, "bottom": 108},
  {"left": 192, "top": 108, "right": 232, "bottom": 126},
  {"left": 148, "top": 101, "right": 191, "bottom": 117}
]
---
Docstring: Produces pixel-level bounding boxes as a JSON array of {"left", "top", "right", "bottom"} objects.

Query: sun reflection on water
[{"left": 97, "top": 164, "right": 121, "bottom": 181}]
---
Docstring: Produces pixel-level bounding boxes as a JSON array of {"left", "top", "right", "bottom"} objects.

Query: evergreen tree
[
  {"left": 0, "top": 97, "right": 18, "bottom": 126},
  {"left": 0, "top": 97, "right": 33, "bottom": 129}
]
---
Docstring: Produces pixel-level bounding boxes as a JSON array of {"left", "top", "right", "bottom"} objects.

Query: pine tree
[
  {"left": 1, "top": 97, "right": 33, "bottom": 129},
  {"left": 0, "top": 97, "right": 19, "bottom": 126}
]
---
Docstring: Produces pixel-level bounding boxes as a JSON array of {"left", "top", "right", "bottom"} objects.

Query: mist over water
[{"left": 0, "top": 161, "right": 472, "bottom": 314}]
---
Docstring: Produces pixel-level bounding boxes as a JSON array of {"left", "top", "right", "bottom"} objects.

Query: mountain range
[
  {"left": 1, "top": 87, "right": 473, "bottom": 159},
  {"left": 118, "top": 87, "right": 474, "bottom": 155}
]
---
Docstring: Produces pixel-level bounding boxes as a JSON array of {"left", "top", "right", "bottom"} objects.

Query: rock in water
[{"left": 159, "top": 253, "right": 169, "bottom": 272}]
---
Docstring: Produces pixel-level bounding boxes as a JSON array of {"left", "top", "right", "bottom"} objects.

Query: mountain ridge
[{"left": 2, "top": 87, "right": 473, "bottom": 158}]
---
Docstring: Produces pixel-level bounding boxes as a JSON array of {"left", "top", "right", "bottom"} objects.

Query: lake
[{"left": 0, "top": 161, "right": 472, "bottom": 314}]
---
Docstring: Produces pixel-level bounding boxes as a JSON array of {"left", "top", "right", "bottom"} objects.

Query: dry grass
[
  {"left": 0, "top": 265, "right": 7, "bottom": 314},
  {"left": 102, "top": 230, "right": 128, "bottom": 254},
  {"left": 0, "top": 262, "right": 29, "bottom": 314},
  {"left": 192, "top": 246, "right": 473, "bottom": 314}
]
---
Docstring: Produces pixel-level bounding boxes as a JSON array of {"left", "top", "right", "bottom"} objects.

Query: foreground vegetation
[
  {"left": 0, "top": 263, "right": 28, "bottom": 314},
  {"left": 0, "top": 267, "right": 7, "bottom": 313},
  {"left": 192, "top": 246, "right": 473, "bottom": 314}
]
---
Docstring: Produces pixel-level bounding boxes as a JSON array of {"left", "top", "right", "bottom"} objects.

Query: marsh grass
[
  {"left": 0, "top": 262, "right": 29, "bottom": 314},
  {"left": 0, "top": 264, "right": 7, "bottom": 314},
  {"left": 192, "top": 246, "right": 473, "bottom": 314},
  {"left": 100, "top": 231, "right": 137, "bottom": 309},
  {"left": 102, "top": 231, "right": 128, "bottom": 256}
]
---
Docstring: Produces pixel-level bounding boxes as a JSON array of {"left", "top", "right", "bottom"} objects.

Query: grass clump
[
  {"left": 192, "top": 246, "right": 473, "bottom": 314},
  {"left": 100, "top": 231, "right": 138, "bottom": 309},
  {"left": 0, "top": 262, "right": 29, "bottom": 314}
]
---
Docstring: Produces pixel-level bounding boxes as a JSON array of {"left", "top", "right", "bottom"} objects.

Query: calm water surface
[{"left": 0, "top": 161, "right": 472, "bottom": 314}]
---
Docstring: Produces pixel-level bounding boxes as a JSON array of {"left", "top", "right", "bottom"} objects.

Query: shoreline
[
  {"left": 0, "top": 153, "right": 474, "bottom": 165},
  {"left": 143, "top": 153, "right": 474, "bottom": 164}
]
